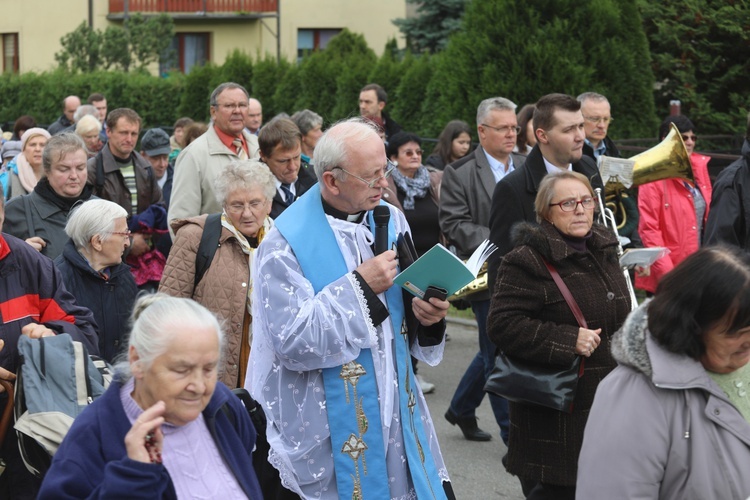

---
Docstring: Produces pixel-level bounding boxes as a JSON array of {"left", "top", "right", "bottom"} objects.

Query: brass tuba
[
  {"left": 597, "top": 122, "right": 694, "bottom": 310},
  {"left": 601, "top": 122, "right": 694, "bottom": 194}
]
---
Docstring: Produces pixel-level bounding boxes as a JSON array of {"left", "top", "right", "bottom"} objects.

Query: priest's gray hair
[{"left": 313, "top": 118, "right": 381, "bottom": 181}]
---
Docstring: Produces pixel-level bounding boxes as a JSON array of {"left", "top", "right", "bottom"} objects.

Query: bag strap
[
  {"left": 194, "top": 213, "right": 223, "bottom": 290},
  {"left": 541, "top": 258, "right": 587, "bottom": 329}
]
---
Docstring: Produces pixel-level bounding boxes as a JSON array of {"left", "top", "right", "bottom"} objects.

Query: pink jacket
[{"left": 636, "top": 153, "right": 712, "bottom": 293}]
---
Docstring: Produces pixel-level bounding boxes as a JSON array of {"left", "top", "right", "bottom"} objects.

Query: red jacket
[
  {"left": 0, "top": 233, "right": 99, "bottom": 374},
  {"left": 636, "top": 153, "right": 712, "bottom": 293}
]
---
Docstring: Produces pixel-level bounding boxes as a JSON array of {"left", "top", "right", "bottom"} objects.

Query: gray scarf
[{"left": 392, "top": 166, "right": 430, "bottom": 210}]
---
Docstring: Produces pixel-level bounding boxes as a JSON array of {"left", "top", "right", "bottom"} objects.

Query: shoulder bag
[{"left": 484, "top": 258, "right": 586, "bottom": 413}]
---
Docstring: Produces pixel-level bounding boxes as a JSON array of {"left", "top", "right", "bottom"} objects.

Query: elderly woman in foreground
[
  {"left": 38, "top": 294, "right": 264, "bottom": 499},
  {"left": 487, "top": 170, "right": 631, "bottom": 499},
  {"left": 3, "top": 133, "right": 95, "bottom": 259},
  {"left": 577, "top": 246, "right": 750, "bottom": 499},
  {"left": 54, "top": 199, "right": 137, "bottom": 362},
  {"left": 159, "top": 160, "right": 275, "bottom": 388}
]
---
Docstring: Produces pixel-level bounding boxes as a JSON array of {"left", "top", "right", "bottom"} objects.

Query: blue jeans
[{"left": 448, "top": 299, "right": 509, "bottom": 444}]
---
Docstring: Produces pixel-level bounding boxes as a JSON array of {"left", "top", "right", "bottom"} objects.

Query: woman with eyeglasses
[
  {"left": 383, "top": 131, "right": 444, "bottom": 394},
  {"left": 159, "top": 160, "right": 275, "bottom": 389},
  {"left": 487, "top": 170, "right": 631, "bottom": 499},
  {"left": 636, "top": 115, "right": 712, "bottom": 295},
  {"left": 54, "top": 199, "right": 137, "bottom": 363}
]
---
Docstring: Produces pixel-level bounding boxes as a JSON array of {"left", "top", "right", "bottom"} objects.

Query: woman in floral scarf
[
  {"left": 159, "top": 160, "right": 276, "bottom": 388},
  {"left": 384, "top": 131, "right": 444, "bottom": 394}
]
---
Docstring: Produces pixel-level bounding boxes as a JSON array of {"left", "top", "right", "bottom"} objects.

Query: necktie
[
  {"left": 232, "top": 138, "right": 248, "bottom": 160},
  {"left": 280, "top": 183, "right": 294, "bottom": 205}
]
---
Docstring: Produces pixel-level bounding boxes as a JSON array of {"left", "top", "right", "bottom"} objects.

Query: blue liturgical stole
[{"left": 275, "top": 184, "right": 446, "bottom": 499}]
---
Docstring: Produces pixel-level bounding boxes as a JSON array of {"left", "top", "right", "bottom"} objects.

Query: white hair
[
  {"left": 214, "top": 159, "right": 277, "bottom": 206},
  {"left": 115, "top": 294, "right": 225, "bottom": 378},
  {"left": 65, "top": 199, "right": 128, "bottom": 250},
  {"left": 313, "top": 117, "right": 381, "bottom": 181}
]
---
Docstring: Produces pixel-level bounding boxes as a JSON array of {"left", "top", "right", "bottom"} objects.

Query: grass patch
[{"left": 448, "top": 304, "right": 476, "bottom": 320}]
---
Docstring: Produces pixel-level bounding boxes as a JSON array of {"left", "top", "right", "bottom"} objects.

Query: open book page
[
  {"left": 465, "top": 240, "right": 498, "bottom": 276},
  {"left": 619, "top": 247, "right": 670, "bottom": 268},
  {"left": 394, "top": 240, "right": 498, "bottom": 298}
]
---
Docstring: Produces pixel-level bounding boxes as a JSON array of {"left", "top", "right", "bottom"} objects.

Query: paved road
[{"left": 420, "top": 319, "right": 525, "bottom": 499}]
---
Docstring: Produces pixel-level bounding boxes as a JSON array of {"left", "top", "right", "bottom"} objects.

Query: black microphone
[{"left": 373, "top": 205, "right": 390, "bottom": 255}]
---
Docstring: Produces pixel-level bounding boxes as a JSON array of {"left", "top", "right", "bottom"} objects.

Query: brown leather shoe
[{"left": 445, "top": 409, "right": 492, "bottom": 441}]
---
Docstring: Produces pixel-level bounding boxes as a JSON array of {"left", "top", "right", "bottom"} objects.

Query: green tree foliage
[
  {"left": 54, "top": 22, "right": 103, "bottom": 73},
  {"left": 177, "top": 63, "right": 216, "bottom": 121},
  {"left": 296, "top": 30, "right": 377, "bottom": 121},
  {"left": 422, "top": 0, "right": 656, "bottom": 138},
  {"left": 55, "top": 15, "right": 174, "bottom": 73},
  {"left": 639, "top": 0, "right": 750, "bottom": 134},
  {"left": 252, "top": 54, "right": 292, "bottom": 119},
  {"left": 393, "top": 0, "right": 466, "bottom": 54},
  {"left": 215, "top": 50, "right": 254, "bottom": 91},
  {"left": 367, "top": 39, "right": 403, "bottom": 103},
  {"left": 390, "top": 53, "right": 435, "bottom": 133},
  {"left": 127, "top": 14, "right": 175, "bottom": 72}
]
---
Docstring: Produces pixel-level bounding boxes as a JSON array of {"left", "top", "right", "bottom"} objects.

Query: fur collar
[
  {"left": 610, "top": 300, "right": 653, "bottom": 377},
  {"left": 511, "top": 220, "right": 620, "bottom": 265}
]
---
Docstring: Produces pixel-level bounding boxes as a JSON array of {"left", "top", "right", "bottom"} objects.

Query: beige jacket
[
  {"left": 167, "top": 126, "right": 259, "bottom": 237},
  {"left": 159, "top": 214, "right": 252, "bottom": 388}
]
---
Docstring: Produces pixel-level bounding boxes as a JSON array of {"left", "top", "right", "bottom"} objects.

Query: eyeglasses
[
  {"left": 583, "top": 116, "right": 613, "bottom": 125},
  {"left": 110, "top": 230, "right": 132, "bottom": 237},
  {"left": 549, "top": 197, "right": 596, "bottom": 212},
  {"left": 681, "top": 134, "right": 697, "bottom": 142},
  {"left": 226, "top": 200, "right": 267, "bottom": 214},
  {"left": 215, "top": 102, "right": 249, "bottom": 112},
  {"left": 332, "top": 161, "right": 396, "bottom": 189},
  {"left": 402, "top": 149, "right": 423, "bottom": 157},
  {"left": 481, "top": 123, "right": 521, "bottom": 135}
]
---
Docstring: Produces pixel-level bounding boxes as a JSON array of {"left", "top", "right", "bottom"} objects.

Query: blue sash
[{"left": 275, "top": 184, "right": 446, "bottom": 499}]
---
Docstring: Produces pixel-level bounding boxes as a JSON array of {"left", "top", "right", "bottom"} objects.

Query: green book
[{"left": 395, "top": 240, "right": 496, "bottom": 299}]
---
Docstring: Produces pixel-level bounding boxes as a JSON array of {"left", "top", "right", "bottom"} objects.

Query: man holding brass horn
[
  {"left": 439, "top": 97, "right": 526, "bottom": 443},
  {"left": 636, "top": 115, "right": 712, "bottom": 294},
  {"left": 577, "top": 92, "right": 641, "bottom": 248}
]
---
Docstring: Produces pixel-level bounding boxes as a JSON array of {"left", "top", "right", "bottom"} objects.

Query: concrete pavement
[{"left": 420, "top": 319, "right": 525, "bottom": 499}]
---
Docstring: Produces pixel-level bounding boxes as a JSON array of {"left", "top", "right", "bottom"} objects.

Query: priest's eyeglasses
[
  {"left": 332, "top": 161, "right": 396, "bottom": 188},
  {"left": 549, "top": 197, "right": 596, "bottom": 212}
]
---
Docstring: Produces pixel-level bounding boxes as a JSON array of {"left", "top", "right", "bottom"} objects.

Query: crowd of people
[{"left": 0, "top": 82, "right": 749, "bottom": 499}]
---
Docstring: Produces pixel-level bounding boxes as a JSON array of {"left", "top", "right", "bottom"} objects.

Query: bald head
[
  {"left": 246, "top": 98, "right": 263, "bottom": 133},
  {"left": 63, "top": 96, "right": 81, "bottom": 122}
]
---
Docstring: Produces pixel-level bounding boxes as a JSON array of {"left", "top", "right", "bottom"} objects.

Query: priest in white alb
[{"left": 246, "top": 118, "right": 454, "bottom": 499}]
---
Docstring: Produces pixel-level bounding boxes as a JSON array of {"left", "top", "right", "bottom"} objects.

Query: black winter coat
[
  {"left": 487, "top": 220, "right": 631, "bottom": 486},
  {"left": 54, "top": 240, "right": 137, "bottom": 362}
]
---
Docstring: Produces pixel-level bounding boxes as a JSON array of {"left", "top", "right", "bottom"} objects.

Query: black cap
[{"left": 141, "top": 128, "right": 171, "bottom": 156}]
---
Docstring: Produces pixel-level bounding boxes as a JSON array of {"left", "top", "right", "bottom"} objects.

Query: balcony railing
[{"left": 108, "top": 0, "right": 277, "bottom": 15}]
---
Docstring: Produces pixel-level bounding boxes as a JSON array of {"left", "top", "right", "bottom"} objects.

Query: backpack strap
[{"left": 194, "top": 213, "right": 223, "bottom": 290}]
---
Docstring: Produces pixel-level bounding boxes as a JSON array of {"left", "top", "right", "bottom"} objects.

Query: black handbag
[{"left": 484, "top": 258, "right": 586, "bottom": 413}]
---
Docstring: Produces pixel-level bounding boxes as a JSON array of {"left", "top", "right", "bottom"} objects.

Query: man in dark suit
[
  {"left": 488, "top": 93, "right": 604, "bottom": 290},
  {"left": 259, "top": 117, "right": 317, "bottom": 219},
  {"left": 439, "top": 97, "right": 526, "bottom": 444}
]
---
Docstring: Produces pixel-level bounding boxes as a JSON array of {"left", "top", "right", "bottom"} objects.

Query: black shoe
[{"left": 444, "top": 409, "right": 492, "bottom": 441}]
